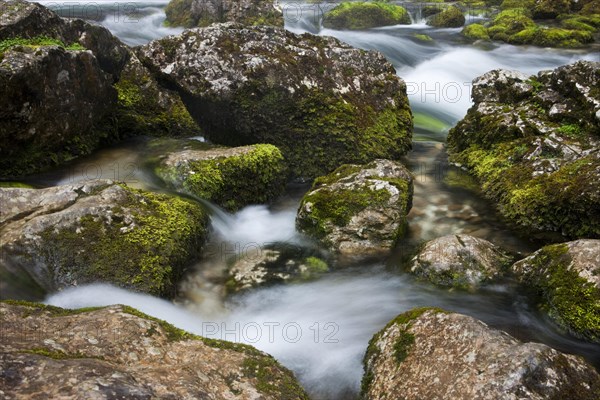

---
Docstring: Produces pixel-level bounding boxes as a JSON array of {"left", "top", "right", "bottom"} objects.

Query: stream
[{"left": 18, "top": 1, "right": 600, "bottom": 399}]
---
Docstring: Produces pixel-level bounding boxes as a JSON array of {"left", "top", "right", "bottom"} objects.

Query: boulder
[
  {"left": 462, "top": 23, "right": 490, "bottom": 40},
  {"left": 114, "top": 54, "right": 200, "bottom": 138},
  {"left": 137, "top": 23, "right": 412, "bottom": 179},
  {"left": 156, "top": 143, "right": 287, "bottom": 211},
  {"left": 165, "top": 0, "right": 283, "bottom": 28},
  {"left": 448, "top": 61, "right": 600, "bottom": 239},
  {"left": 511, "top": 240, "right": 600, "bottom": 342},
  {"left": 427, "top": 6, "right": 465, "bottom": 28},
  {"left": 0, "top": 180, "right": 209, "bottom": 297},
  {"left": 362, "top": 307, "right": 600, "bottom": 399},
  {"left": 322, "top": 2, "right": 411, "bottom": 30},
  {"left": 532, "top": 0, "right": 571, "bottom": 19},
  {"left": 409, "top": 234, "right": 513, "bottom": 289},
  {"left": 226, "top": 243, "right": 328, "bottom": 293},
  {"left": 0, "top": 302, "right": 308, "bottom": 399},
  {"left": 296, "top": 159, "right": 413, "bottom": 258},
  {"left": 0, "top": 44, "right": 116, "bottom": 178}
]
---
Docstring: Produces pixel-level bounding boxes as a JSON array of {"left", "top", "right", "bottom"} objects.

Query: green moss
[
  {"left": 1, "top": 300, "right": 104, "bottom": 317},
  {"left": 427, "top": 6, "right": 465, "bottom": 28},
  {"left": 37, "top": 186, "right": 209, "bottom": 297},
  {"left": 413, "top": 33, "right": 434, "bottom": 42},
  {"left": 501, "top": 0, "right": 535, "bottom": 9},
  {"left": 393, "top": 331, "right": 415, "bottom": 363},
  {"left": 242, "top": 357, "right": 309, "bottom": 399},
  {"left": 303, "top": 256, "right": 329, "bottom": 274},
  {"left": 165, "top": 0, "right": 283, "bottom": 28},
  {"left": 21, "top": 347, "right": 89, "bottom": 360},
  {"left": 323, "top": 2, "right": 411, "bottom": 30},
  {"left": 0, "top": 181, "right": 34, "bottom": 188},
  {"left": 462, "top": 23, "right": 490, "bottom": 40},
  {"left": 488, "top": 9, "right": 535, "bottom": 39},
  {"left": 519, "top": 244, "right": 600, "bottom": 341},
  {"left": 0, "top": 36, "right": 84, "bottom": 60},
  {"left": 558, "top": 124, "right": 583, "bottom": 138},
  {"left": 509, "top": 26, "right": 594, "bottom": 48},
  {"left": 158, "top": 144, "right": 287, "bottom": 211},
  {"left": 164, "top": 0, "right": 195, "bottom": 27}
]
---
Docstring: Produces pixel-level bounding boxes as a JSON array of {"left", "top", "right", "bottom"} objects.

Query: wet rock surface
[
  {"left": 297, "top": 159, "right": 413, "bottom": 259},
  {"left": 137, "top": 23, "right": 412, "bottom": 179},
  {"left": 0, "top": 180, "right": 209, "bottom": 296},
  {"left": 165, "top": 0, "right": 283, "bottom": 28},
  {"left": 409, "top": 234, "right": 513, "bottom": 289},
  {"left": 448, "top": 61, "right": 600, "bottom": 239},
  {"left": 362, "top": 308, "right": 600, "bottom": 399},
  {"left": 512, "top": 239, "right": 600, "bottom": 342},
  {"left": 0, "top": 302, "right": 308, "bottom": 400}
]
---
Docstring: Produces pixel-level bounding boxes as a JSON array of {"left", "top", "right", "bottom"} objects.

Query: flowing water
[{"left": 15, "top": 1, "right": 600, "bottom": 398}]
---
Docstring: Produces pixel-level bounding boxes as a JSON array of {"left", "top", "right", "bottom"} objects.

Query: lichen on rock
[
  {"left": 296, "top": 159, "right": 413, "bottom": 259},
  {"left": 0, "top": 180, "right": 210, "bottom": 297}
]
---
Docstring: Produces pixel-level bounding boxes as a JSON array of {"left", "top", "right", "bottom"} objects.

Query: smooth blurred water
[{"left": 17, "top": 1, "right": 600, "bottom": 398}]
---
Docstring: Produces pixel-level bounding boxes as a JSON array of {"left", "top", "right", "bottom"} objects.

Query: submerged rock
[
  {"left": 409, "top": 234, "right": 513, "bottom": 289},
  {"left": 511, "top": 240, "right": 600, "bottom": 342},
  {"left": 427, "top": 6, "right": 465, "bottom": 28},
  {"left": 362, "top": 307, "right": 600, "bottom": 399},
  {"left": 0, "top": 180, "right": 209, "bottom": 297},
  {"left": 156, "top": 143, "right": 287, "bottom": 211},
  {"left": 296, "top": 159, "right": 413, "bottom": 259},
  {"left": 226, "top": 243, "right": 329, "bottom": 293},
  {"left": 165, "top": 0, "right": 283, "bottom": 28},
  {"left": 322, "top": 2, "right": 411, "bottom": 30},
  {"left": 0, "top": 43, "right": 116, "bottom": 178},
  {"left": 448, "top": 61, "right": 600, "bottom": 239},
  {"left": 137, "top": 23, "right": 412, "bottom": 179},
  {"left": 0, "top": 302, "right": 309, "bottom": 399}
]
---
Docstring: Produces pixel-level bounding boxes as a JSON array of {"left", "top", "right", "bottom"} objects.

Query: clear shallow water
[{"left": 13, "top": 1, "right": 600, "bottom": 398}]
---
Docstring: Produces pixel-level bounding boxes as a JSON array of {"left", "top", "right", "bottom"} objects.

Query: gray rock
[
  {"left": 226, "top": 243, "right": 328, "bottom": 293},
  {"left": 448, "top": 61, "right": 600, "bottom": 239},
  {"left": 511, "top": 240, "right": 600, "bottom": 342},
  {"left": 137, "top": 23, "right": 412, "bottom": 179},
  {"left": 409, "top": 234, "right": 513, "bottom": 289},
  {"left": 296, "top": 159, "right": 413, "bottom": 259},
  {"left": 165, "top": 0, "right": 284, "bottom": 28},
  {"left": 0, "top": 180, "right": 209, "bottom": 297},
  {"left": 0, "top": 302, "right": 309, "bottom": 399},
  {"left": 362, "top": 308, "right": 600, "bottom": 399}
]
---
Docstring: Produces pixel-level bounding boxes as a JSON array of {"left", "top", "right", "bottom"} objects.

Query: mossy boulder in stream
[
  {"left": 409, "top": 234, "right": 513, "bottom": 289},
  {"left": 296, "top": 159, "right": 413, "bottom": 259},
  {"left": 322, "top": 2, "right": 411, "bottom": 30},
  {"left": 137, "top": 24, "right": 413, "bottom": 179},
  {"left": 156, "top": 144, "right": 287, "bottom": 211},
  {"left": 165, "top": 0, "right": 283, "bottom": 28},
  {"left": 0, "top": 180, "right": 209, "bottom": 297},
  {"left": 225, "top": 243, "right": 329, "bottom": 293},
  {"left": 448, "top": 61, "right": 600, "bottom": 239},
  {"left": 362, "top": 307, "right": 600, "bottom": 399},
  {"left": 462, "top": 23, "right": 490, "bottom": 40},
  {"left": 0, "top": 302, "right": 309, "bottom": 399},
  {"left": 511, "top": 240, "right": 600, "bottom": 342},
  {"left": 427, "top": 6, "right": 465, "bottom": 28}
]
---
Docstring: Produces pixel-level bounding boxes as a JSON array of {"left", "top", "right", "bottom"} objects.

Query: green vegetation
[
  {"left": 413, "top": 112, "right": 450, "bottom": 132},
  {"left": 157, "top": 144, "right": 287, "bottom": 211},
  {"left": 0, "top": 36, "right": 84, "bottom": 60},
  {"left": 242, "top": 357, "right": 310, "bottom": 399},
  {"left": 38, "top": 185, "right": 209, "bottom": 297},
  {"left": 413, "top": 33, "right": 434, "bottom": 42},
  {"left": 165, "top": 0, "right": 283, "bottom": 28},
  {"left": 323, "top": 2, "right": 411, "bottom": 30},
  {"left": 518, "top": 244, "right": 600, "bottom": 342},
  {"left": 21, "top": 348, "right": 90, "bottom": 360},
  {"left": 1, "top": 300, "right": 103, "bottom": 317},
  {"left": 303, "top": 256, "right": 329, "bottom": 274},
  {"left": 427, "top": 6, "right": 466, "bottom": 28},
  {"left": 0, "top": 181, "right": 34, "bottom": 188},
  {"left": 462, "top": 23, "right": 490, "bottom": 40}
]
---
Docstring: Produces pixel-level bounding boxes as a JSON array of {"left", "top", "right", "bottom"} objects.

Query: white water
[{"left": 22, "top": 1, "right": 600, "bottom": 398}]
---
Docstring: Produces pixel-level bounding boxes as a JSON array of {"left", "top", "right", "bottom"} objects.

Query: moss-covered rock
[
  {"left": 225, "top": 243, "right": 329, "bottom": 293},
  {"left": 409, "top": 234, "right": 513, "bottom": 289},
  {"left": 156, "top": 144, "right": 287, "bottom": 211},
  {"left": 165, "top": 0, "right": 283, "bottom": 28},
  {"left": 362, "top": 308, "right": 600, "bottom": 399},
  {"left": 296, "top": 159, "right": 413, "bottom": 259},
  {"left": 322, "top": 2, "right": 411, "bottom": 30},
  {"left": 447, "top": 61, "right": 600, "bottom": 239},
  {"left": 532, "top": 0, "right": 571, "bottom": 19},
  {"left": 427, "top": 6, "right": 466, "bottom": 28},
  {"left": 0, "top": 180, "right": 209, "bottom": 297},
  {"left": 462, "top": 23, "right": 490, "bottom": 40},
  {"left": 0, "top": 302, "right": 309, "bottom": 399},
  {"left": 512, "top": 240, "right": 600, "bottom": 342},
  {"left": 114, "top": 54, "right": 200, "bottom": 138},
  {"left": 509, "top": 26, "right": 594, "bottom": 47},
  {"left": 487, "top": 8, "right": 536, "bottom": 39},
  {"left": 137, "top": 24, "right": 413, "bottom": 179}
]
